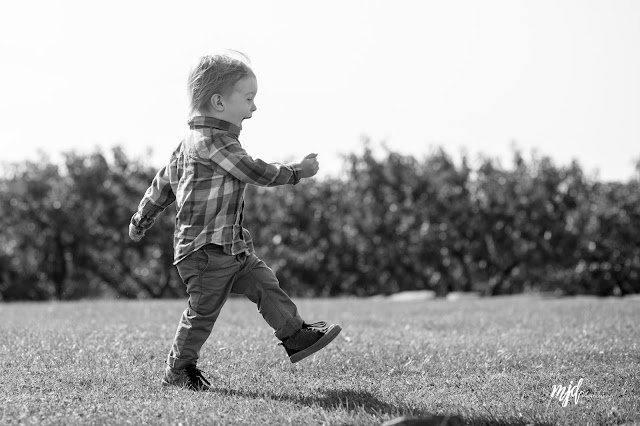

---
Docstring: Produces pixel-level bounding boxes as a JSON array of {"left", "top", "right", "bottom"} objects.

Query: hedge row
[{"left": 1, "top": 144, "right": 638, "bottom": 300}]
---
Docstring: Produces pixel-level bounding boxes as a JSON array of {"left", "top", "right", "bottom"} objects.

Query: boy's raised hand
[{"left": 300, "top": 153, "right": 319, "bottom": 178}]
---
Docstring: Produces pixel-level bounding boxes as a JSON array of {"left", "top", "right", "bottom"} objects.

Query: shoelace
[
  {"left": 303, "top": 321, "right": 329, "bottom": 333},
  {"left": 184, "top": 366, "right": 211, "bottom": 386}
]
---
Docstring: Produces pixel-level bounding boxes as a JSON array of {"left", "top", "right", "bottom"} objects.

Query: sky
[{"left": 1, "top": 0, "right": 639, "bottom": 181}]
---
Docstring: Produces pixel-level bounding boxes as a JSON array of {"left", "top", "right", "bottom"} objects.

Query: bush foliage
[{"left": 1, "top": 143, "right": 639, "bottom": 300}]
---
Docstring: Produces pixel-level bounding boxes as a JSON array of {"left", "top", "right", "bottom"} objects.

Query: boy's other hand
[
  {"left": 129, "top": 223, "right": 145, "bottom": 242},
  {"left": 300, "top": 153, "right": 319, "bottom": 178}
]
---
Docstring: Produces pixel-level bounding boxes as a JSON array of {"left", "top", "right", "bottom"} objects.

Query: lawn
[{"left": 0, "top": 295, "right": 638, "bottom": 425}]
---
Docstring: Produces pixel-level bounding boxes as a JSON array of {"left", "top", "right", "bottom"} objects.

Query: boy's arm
[
  {"left": 206, "top": 134, "right": 314, "bottom": 187},
  {"left": 129, "top": 164, "right": 176, "bottom": 241}
]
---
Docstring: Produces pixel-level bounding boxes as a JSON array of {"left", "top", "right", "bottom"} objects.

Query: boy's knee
[
  {"left": 187, "top": 293, "right": 227, "bottom": 318},
  {"left": 242, "top": 278, "right": 278, "bottom": 295}
]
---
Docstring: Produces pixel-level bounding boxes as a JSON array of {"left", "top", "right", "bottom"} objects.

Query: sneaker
[
  {"left": 161, "top": 365, "right": 212, "bottom": 391},
  {"left": 280, "top": 321, "right": 342, "bottom": 363}
]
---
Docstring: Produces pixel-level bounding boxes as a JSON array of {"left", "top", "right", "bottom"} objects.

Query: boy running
[{"left": 129, "top": 50, "right": 341, "bottom": 391}]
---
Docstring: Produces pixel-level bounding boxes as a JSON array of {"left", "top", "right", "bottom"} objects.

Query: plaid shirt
[{"left": 131, "top": 116, "right": 302, "bottom": 264}]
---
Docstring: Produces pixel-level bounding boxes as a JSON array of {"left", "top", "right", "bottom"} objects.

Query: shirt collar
[{"left": 188, "top": 116, "right": 241, "bottom": 137}]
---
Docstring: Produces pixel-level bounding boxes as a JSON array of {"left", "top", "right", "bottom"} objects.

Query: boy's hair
[{"left": 187, "top": 50, "right": 254, "bottom": 115}]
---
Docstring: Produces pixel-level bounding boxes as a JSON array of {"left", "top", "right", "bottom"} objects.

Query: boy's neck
[
  {"left": 196, "top": 108, "right": 216, "bottom": 118},
  {"left": 195, "top": 109, "right": 236, "bottom": 125}
]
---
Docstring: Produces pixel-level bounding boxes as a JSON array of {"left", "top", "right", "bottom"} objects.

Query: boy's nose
[{"left": 251, "top": 103, "right": 257, "bottom": 112}]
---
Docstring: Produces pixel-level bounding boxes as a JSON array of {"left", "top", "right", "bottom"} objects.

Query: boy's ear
[{"left": 210, "top": 94, "right": 225, "bottom": 112}]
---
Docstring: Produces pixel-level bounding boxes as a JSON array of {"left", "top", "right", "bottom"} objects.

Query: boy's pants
[{"left": 167, "top": 244, "right": 304, "bottom": 369}]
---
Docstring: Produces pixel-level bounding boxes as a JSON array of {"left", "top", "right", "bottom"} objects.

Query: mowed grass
[{"left": 1, "top": 295, "right": 639, "bottom": 426}]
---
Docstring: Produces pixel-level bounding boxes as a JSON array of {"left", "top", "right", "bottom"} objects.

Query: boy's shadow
[
  {"left": 209, "top": 387, "right": 550, "bottom": 426},
  {"left": 212, "top": 386, "right": 404, "bottom": 415}
]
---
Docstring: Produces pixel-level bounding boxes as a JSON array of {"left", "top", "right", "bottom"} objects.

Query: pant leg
[
  {"left": 230, "top": 253, "right": 304, "bottom": 340},
  {"left": 167, "top": 245, "right": 241, "bottom": 369}
]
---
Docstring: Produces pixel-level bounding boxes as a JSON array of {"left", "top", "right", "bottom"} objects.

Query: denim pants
[{"left": 167, "top": 244, "right": 304, "bottom": 369}]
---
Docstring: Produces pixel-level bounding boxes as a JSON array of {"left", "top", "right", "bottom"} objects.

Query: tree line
[{"left": 1, "top": 143, "right": 639, "bottom": 300}]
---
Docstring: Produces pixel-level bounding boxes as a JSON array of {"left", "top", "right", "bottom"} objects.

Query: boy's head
[{"left": 188, "top": 50, "right": 258, "bottom": 126}]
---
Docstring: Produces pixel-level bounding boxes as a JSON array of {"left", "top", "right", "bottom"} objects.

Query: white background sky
[{"left": 1, "top": 0, "right": 639, "bottom": 181}]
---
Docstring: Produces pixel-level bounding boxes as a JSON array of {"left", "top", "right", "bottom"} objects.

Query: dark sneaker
[
  {"left": 280, "top": 321, "right": 342, "bottom": 363},
  {"left": 162, "top": 365, "right": 212, "bottom": 391}
]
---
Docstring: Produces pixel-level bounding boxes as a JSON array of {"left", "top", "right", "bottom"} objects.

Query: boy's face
[{"left": 219, "top": 75, "right": 258, "bottom": 126}]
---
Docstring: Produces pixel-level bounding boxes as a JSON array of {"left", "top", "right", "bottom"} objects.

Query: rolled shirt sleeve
[
  {"left": 131, "top": 161, "right": 176, "bottom": 231},
  {"left": 204, "top": 133, "right": 301, "bottom": 186}
]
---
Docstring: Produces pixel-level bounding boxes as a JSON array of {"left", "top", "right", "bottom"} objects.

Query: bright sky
[{"left": 1, "top": 0, "right": 639, "bottom": 181}]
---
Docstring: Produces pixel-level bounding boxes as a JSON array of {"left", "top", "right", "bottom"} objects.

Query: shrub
[{"left": 1, "top": 143, "right": 638, "bottom": 299}]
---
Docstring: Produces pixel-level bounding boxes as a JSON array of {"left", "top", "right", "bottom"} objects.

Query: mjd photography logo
[{"left": 549, "top": 378, "right": 584, "bottom": 407}]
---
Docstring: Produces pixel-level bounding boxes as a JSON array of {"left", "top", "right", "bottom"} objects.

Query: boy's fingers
[{"left": 305, "top": 153, "right": 318, "bottom": 159}]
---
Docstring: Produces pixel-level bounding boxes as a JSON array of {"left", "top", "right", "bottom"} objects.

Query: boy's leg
[
  {"left": 231, "top": 253, "right": 303, "bottom": 340},
  {"left": 231, "top": 252, "right": 341, "bottom": 363},
  {"left": 168, "top": 245, "right": 241, "bottom": 370}
]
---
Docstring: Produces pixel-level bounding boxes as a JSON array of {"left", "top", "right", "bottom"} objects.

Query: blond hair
[{"left": 187, "top": 50, "right": 253, "bottom": 115}]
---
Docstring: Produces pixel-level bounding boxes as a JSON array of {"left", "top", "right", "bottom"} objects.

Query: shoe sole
[{"left": 289, "top": 324, "right": 342, "bottom": 363}]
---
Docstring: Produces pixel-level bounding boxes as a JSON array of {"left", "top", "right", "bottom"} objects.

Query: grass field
[{"left": 1, "top": 295, "right": 638, "bottom": 425}]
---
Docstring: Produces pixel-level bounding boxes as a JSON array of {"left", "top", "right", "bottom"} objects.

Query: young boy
[{"left": 129, "top": 50, "right": 341, "bottom": 391}]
